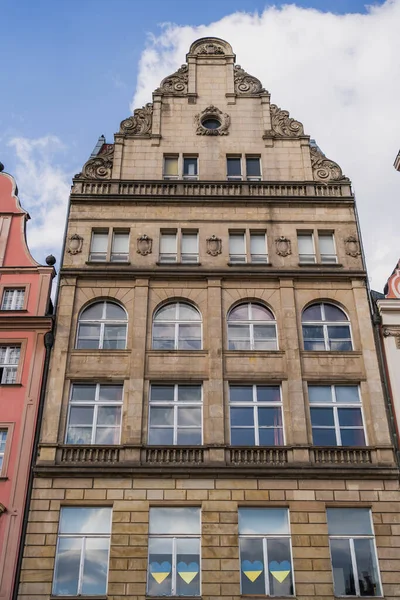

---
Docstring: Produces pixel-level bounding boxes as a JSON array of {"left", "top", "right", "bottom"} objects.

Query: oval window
[{"left": 202, "top": 118, "right": 221, "bottom": 130}]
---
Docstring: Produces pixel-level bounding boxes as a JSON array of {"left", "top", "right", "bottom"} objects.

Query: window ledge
[
  {"left": 0, "top": 309, "right": 28, "bottom": 313},
  {"left": 225, "top": 350, "right": 284, "bottom": 356},
  {"left": 50, "top": 597, "right": 107, "bottom": 600},
  {"left": 156, "top": 262, "right": 202, "bottom": 267},
  {"left": 301, "top": 350, "right": 362, "bottom": 357},
  {"left": 70, "top": 349, "right": 131, "bottom": 354},
  {"left": 146, "top": 597, "right": 201, "bottom": 600},
  {"left": 298, "top": 262, "right": 342, "bottom": 267},
  {"left": 147, "top": 350, "right": 208, "bottom": 356},
  {"left": 85, "top": 261, "right": 131, "bottom": 266},
  {"left": 227, "top": 262, "right": 272, "bottom": 267},
  {"left": 0, "top": 383, "right": 22, "bottom": 387}
]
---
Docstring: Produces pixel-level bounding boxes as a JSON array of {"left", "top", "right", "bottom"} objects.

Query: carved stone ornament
[
  {"left": 206, "top": 235, "right": 222, "bottom": 256},
  {"left": 156, "top": 64, "right": 188, "bottom": 95},
  {"left": 269, "top": 104, "right": 304, "bottom": 137},
  {"left": 383, "top": 327, "right": 400, "bottom": 338},
  {"left": 67, "top": 233, "right": 83, "bottom": 255},
  {"left": 344, "top": 235, "right": 361, "bottom": 258},
  {"left": 275, "top": 236, "right": 292, "bottom": 257},
  {"left": 234, "top": 65, "right": 265, "bottom": 95},
  {"left": 195, "top": 105, "right": 230, "bottom": 136},
  {"left": 119, "top": 103, "right": 153, "bottom": 135},
  {"left": 78, "top": 144, "right": 114, "bottom": 180},
  {"left": 310, "top": 146, "right": 349, "bottom": 183},
  {"left": 136, "top": 234, "right": 153, "bottom": 256},
  {"left": 194, "top": 42, "right": 225, "bottom": 55}
]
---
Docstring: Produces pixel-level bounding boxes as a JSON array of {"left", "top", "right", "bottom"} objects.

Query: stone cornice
[{"left": 0, "top": 316, "right": 53, "bottom": 331}]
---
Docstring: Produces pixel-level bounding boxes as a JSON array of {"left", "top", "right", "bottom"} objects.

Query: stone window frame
[
  {"left": 88, "top": 228, "right": 130, "bottom": 263},
  {"left": 227, "top": 302, "right": 278, "bottom": 351},
  {"left": 0, "top": 339, "right": 26, "bottom": 385},
  {"left": 158, "top": 229, "right": 200, "bottom": 264},
  {"left": 228, "top": 230, "right": 269, "bottom": 264},
  {"left": 297, "top": 229, "right": 338, "bottom": 265},
  {"left": 301, "top": 301, "right": 353, "bottom": 352},
  {"left": 0, "top": 284, "right": 30, "bottom": 311},
  {"left": 0, "top": 423, "right": 14, "bottom": 477}
]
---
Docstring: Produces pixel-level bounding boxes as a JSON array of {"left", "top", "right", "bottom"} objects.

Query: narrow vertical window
[
  {"left": 53, "top": 507, "right": 112, "bottom": 596},
  {"left": 318, "top": 232, "right": 337, "bottom": 263},
  {"left": 239, "top": 508, "right": 294, "bottom": 597},
  {"left": 297, "top": 233, "right": 316, "bottom": 263},
  {"left": 227, "top": 157, "right": 242, "bottom": 180},
  {"left": 89, "top": 231, "right": 109, "bottom": 262},
  {"left": 250, "top": 233, "right": 268, "bottom": 263},
  {"left": 183, "top": 157, "right": 198, "bottom": 180},
  {"left": 246, "top": 157, "right": 261, "bottom": 181},
  {"left": 160, "top": 232, "right": 177, "bottom": 263},
  {"left": 164, "top": 156, "right": 179, "bottom": 180},
  {"left": 229, "top": 232, "right": 246, "bottom": 263},
  {"left": 230, "top": 384, "right": 283, "bottom": 446},
  {"left": 111, "top": 231, "right": 129, "bottom": 262},
  {"left": 1, "top": 288, "right": 25, "bottom": 310},
  {"left": 0, "top": 429, "right": 8, "bottom": 473},
  {"left": 148, "top": 384, "right": 202, "bottom": 445},
  {"left": 327, "top": 508, "right": 382, "bottom": 597},
  {"left": 181, "top": 232, "right": 198, "bottom": 263},
  {"left": 148, "top": 507, "right": 201, "bottom": 597},
  {"left": 0, "top": 346, "right": 20, "bottom": 384}
]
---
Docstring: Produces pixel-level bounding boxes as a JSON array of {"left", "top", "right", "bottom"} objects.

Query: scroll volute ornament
[
  {"left": 136, "top": 234, "right": 153, "bottom": 256},
  {"left": 234, "top": 65, "right": 265, "bottom": 95},
  {"left": 195, "top": 42, "right": 225, "bottom": 55},
  {"left": 156, "top": 65, "right": 188, "bottom": 95},
  {"left": 310, "top": 146, "right": 349, "bottom": 183},
  {"left": 67, "top": 234, "right": 83, "bottom": 255},
  {"left": 206, "top": 235, "right": 222, "bottom": 256},
  {"left": 78, "top": 144, "right": 114, "bottom": 180},
  {"left": 270, "top": 104, "right": 304, "bottom": 137},
  {"left": 120, "top": 103, "right": 153, "bottom": 135},
  {"left": 344, "top": 235, "right": 361, "bottom": 258},
  {"left": 275, "top": 236, "right": 292, "bottom": 257}
]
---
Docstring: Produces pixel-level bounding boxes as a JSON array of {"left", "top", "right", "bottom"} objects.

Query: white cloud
[
  {"left": 132, "top": 0, "right": 400, "bottom": 292},
  {"left": 7, "top": 135, "right": 72, "bottom": 267}
]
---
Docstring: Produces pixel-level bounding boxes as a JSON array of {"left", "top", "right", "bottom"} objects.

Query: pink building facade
[{"left": 0, "top": 165, "right": 55, "bottom": 599}]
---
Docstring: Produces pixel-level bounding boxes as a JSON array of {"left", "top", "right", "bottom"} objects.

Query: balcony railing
[
  {"left": 311, "top": 447, "right": 372, "bottom": 465},
  {"left": 145, "top": 447, "right": 205, "bottom": 465},
  {"left": 229, "top": 447, "right": 288, "bottom": 466},
  {"left": 60, "top": 445, "right": 120, "bottom": 464}
]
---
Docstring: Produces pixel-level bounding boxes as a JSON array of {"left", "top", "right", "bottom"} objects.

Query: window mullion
[
  {"left": 250, "top": 323, "right": 254, "bottom": 350},
  {"left": 92, "top": 404, "right": 98, "bottom": 444},
  {"left": 349, "top": 537, "right": 360, "bottom": 596},
  {"left": 175, "top": 323, "right": 179, "bottom": 350},
  {"left": 333, "top": 406, "right": 341, "bottom": 446},
  {"left": 100, "top": 322, "right": 105, "bottom": 349},
  {"left": 172, "top": 537, "right": 177, "bottom": 595},
  {"left": 78, "top": 536, "right": 86, "bottom": 595},
  {"left": 263, "top": 536, "right": 269, "bottom": 596}
]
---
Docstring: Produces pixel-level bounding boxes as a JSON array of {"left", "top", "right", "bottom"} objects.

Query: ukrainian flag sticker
[
  {"left": 241, "top": 560, "right": 264, "bottom": 582},
  {"left": 269, "top": 560, "right": 291, "bottom": 583},
  {"left": 177, "top": 562, "right": 199, "bottom": 584},
  {"left": 150, "top": 561, "right": 171, "bottom": 584}
]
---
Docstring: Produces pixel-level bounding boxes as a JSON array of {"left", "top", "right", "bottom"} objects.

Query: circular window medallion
[
  {"left": 195, "top": 105, "right": 230, "bottom": 136},
  {"left": 202, "top": 118, "right": 221, "bottom": 130}
]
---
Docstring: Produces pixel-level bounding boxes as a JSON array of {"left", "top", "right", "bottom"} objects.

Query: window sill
[
  {"left": 298, "top": 262, "right": 342, "bottom": 267},
  {"left": 228, "top": 262, "right": 271, "bottom": 267},
  {"left": 225, "top": 350, "right": 284, "bottom": 356},
  {"left": 0, "top": 309, "right": 28, "bottom": 313},
  {"left": 0, "top": 383, "right": 22, "bottom": 387},
  {"left": 70, "top": 349, "right": 131, "bottom": 354},
  {"left": 50, "top": 596, "right": 108, "bottom": 600},
  {"left": 301, "top": 350, "right": 362, "bottom": 356},
  {"left": 147, "top": 350, "right": 208, "bottom": 355},
  {"left": 146, "top": 597, "right": 201, "bottom": 600},
  {"left": 156, "top": 262, "right": 202, "bottom": 267},
  {"left": 85, "top": 261, "right": 131, "bottom": 266}
]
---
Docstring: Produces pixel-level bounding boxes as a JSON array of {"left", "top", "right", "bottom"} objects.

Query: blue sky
[{"left": 0, "top": 0, "right": 397, "bottom": 290}]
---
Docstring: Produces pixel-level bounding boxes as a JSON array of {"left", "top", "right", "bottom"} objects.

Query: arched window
[
  {"left": 227, "top": 303, "right": 277, "bottom": 350},
  {"left": 76, "top": 301, "right": 127, "bottom": 349},
  {"left": 153, "top": 302, "right": 202, "bottom": 350},
  {"left": 302, "top": 303, "right": 352, "bottom": 351}
]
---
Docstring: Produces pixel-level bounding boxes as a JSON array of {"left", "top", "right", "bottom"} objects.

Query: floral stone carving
[
  {"left": 275, "top": 236, "right": 292, "bottom": 257},
  {"left": 269, "top": 104, "right": 304, "bottom": 137},
  {"left": 344, "top": 235, "right": 361, "bottom": 258},
  {"left": 136, "top": 235, "right": 153, "bottom": 256},
  {"left": 195, "top": 42, "right": 225, "bottom": 55},
  {"left": 234, "top": 65, "right": 265, "bottom": 95},
  {"left": 206, "top": 235, "right": 222, "bottom": 256},
  {"left": 67, "top": 234, "right": 83, "bottom": 255},
  {"left": 195, "top": 105, "right": 230, "bottom": 136},
  {"left": 78, "top": 144, "right": 114, "bottom": 180},
  {"left": 156, "top": 64, "right": 188, "bottom": 95},
  {"left": 120, "top": 103, "right": 153, "bottom": 135},
  {"left": 310, "top": 146, "right": 349, "bottom": 183}
]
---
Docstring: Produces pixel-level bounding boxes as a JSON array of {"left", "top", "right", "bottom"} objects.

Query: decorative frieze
[
  {"left": 119, "top": 103, "right": 153, "bottom": 135},
  {"left": 194, "top": 41, "right": 225, "bottom": 55}
]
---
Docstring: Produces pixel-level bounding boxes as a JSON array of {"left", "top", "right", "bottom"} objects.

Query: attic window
[{"left": 202, "top": 118, "right": 221, "bottom": 130}]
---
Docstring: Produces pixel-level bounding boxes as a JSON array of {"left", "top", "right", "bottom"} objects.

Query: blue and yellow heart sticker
[
  {"left": 241, "top": 560, "right": 264, "bottom": 582},
  {"left": 150, "top": 561, "right": 171, "bottom": 584},
  {"left": 269, "top": 560, "right": 291, "bottom": 583},
  {"left": 177, "top": 561, "right": 199, "bottom": 584}
]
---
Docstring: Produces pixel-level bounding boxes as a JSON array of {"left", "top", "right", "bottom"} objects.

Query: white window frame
[
  {"left": 229, "top": 231, "right": 246, "bottom": 263},
  {"left": 148, "top": 383, "right": 203, "bottom": 446},
  {"left": 159, "top": 230, "right": 199, "bottom": 264},
  {"left": 152, "top": 302, "right": 202, "bottom": 351},
  {"left": 53, "top": 507, "right": 112, "bottom": 597},
  {"left": 110, "top": 230, "right": 130, "bottom": 262},
  {"left": 238, "top": 508, "right": 295, "bottom": 597},
  {"left": 0, "top": 346, "right": 20, "bottom": 384},
  {"left": 1, "top": 288, "right": 25, "bottom": 310},
  {"left": 328, "top": 509, "right": 382, "bottom": 598},
  {"left": 163, "top": 155, "right": 179, "bottom": 180},
  {"left": 182, "top": 156, "right": 199, "bottom": 181},
  {"left": 229, "top": 384, "right": 284, "bottom": 446},
  {"left": 76, "top": 301, "right": 127, "bottom": 350},
  {"left": 308, "top": 384, "right": 367, "bottom": 447},
  {"left": 159, "top": 231, "right": 178, "bottom": 263},
  {"left": 0, "top": 429, "right": 8, "bottom": 474},
  {"left": 181, "top": 231, "right": 199, "bottom": 263},
  {"left": 318, "top": 231, "right": 338, "bottom": 264},
  {"left": 89, "top": 229, "right": 130, "bottom": 262},
  {"left": 302, "top": 302, "right": 353, "bottom": 351},
  {"left": 66, "top": 383, "right": 123, "bottom": 445},
  {"left": 163, "top": 155, "right": 199, "bottom": 180},
  {"left": 298, "top": 232, "right": 316, "bottom": 263},
  {"left": 227, "top": 156, "right": 243, "bottom": 181},
  {"left": 250, "top": 231, "right": 268, "bottom": 263},
  {"left": 89, "top": 229, "right": 109, "bottom": 262},
  {"left": 227, "top": 302, "right": 278, "bottom": 351},
  {"left": 245, "top": 156, "right": 262, "bottom": 181}
]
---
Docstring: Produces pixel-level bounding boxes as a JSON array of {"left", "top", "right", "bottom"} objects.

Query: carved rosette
[
  {"left": 310, "top": 146, "right": 349, "bottom": 183},
  {"left": 269, "top": 104, "right": 304, "bottom": 137},
  {"left": 344, "top": 235, "right": 361, "bottom": 258},
  {"left": 195, "top": 105, "right": 230, "bottom": 136},
  {"left": 78, "top": 145, "right": 114, "bottom": 180},
  {"left": 206, "top": 235, "right": 222, "bottom": 256},
  {"left": 120, "top": 103, "right": 153, "bottom": 135},
  {"left": 67, "top": 234, "right": 84, "bottom": 255},
  {"left": 156, "top": 65, "right": 188, "bottom": 95},
  {"left": 194, "top": 42, "right": 225, "bottom": 55},
  {"left": 234, "top": 65, "right": 265, "bottom": 95},
  {"left": 275, "top": 236, "right": 292, "bottom": 257},
  {"left": 136, "top": 235, "right": 153, "bottom": 256}
]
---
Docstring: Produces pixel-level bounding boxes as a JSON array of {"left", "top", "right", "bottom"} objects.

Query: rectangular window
[
  {"left": 53, "top": 507, "right": 112, "bottom": 597},
  {"left": 66, "top": 383, "right": 123, "bottom": 445},
  {"left": 0, "top": 429, "right": 8, "bottom": 473},
  {"left": 181, "top": 232, "right": 198, "bottom": 263},
  {"left": 164, "top": 156, "right": 179, "bottom": 180},
  {"left": 327, "top": 508, "right": 382, "bottom": 597},
  {"left": 230, "top": 385, "right": 283, "bottom": 446},
  {"left": 297, "top": 233, "right": 316, "bottom": 263},
  {"left": 239, "top": 508, "right": 294, "bottom": 597},
  {"left": 0, "top": 346, "right": 20, "bottom": 384},
  {"left": 1, "top": 289, "right": 25, "bottom": 310},
  {"left": 319, "top": 232, "right": 337, "bottom": 263},
  {"left": 160, "top": 232, "right": 177, "bottom": 263},
  {"left": 308, "top": 384, "right": 366, "bottom": 447},
  {"left": 148, "top": 384, "right": 202, "bottom": 446},
  {"left": 183, "top": 157, "right": 198, "bottom": 180},
  {"left": 111, "top": 231, "right": 129, "bottom": 262},
  {"left": 250, "top": 232, "right": 268, "bottom": 263},
  {"left": 89, "top": 230, "right": 109, "bottom": 262},
  {"left": 227, "top": 157, "right": 242, "bottom": 180},
  {"left": 229, "top": 232, "right": 246, "bottom": 263},
  {"left": 148, "top": 507, "right": 201, "bottom": 597},
  {"left": 246, "top": 156, "right": 261, "bottom": 181}
]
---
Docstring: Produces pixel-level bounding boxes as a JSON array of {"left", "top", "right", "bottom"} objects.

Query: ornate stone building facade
[{"left": 18, "top": 39, "right": 400, "bottom": 599}]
